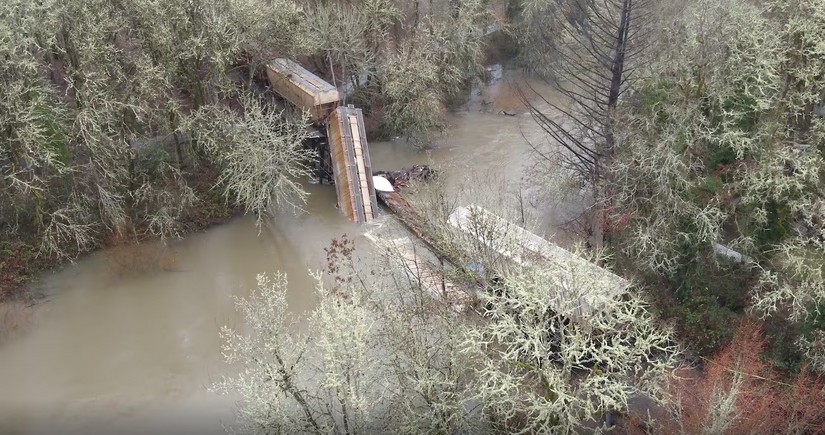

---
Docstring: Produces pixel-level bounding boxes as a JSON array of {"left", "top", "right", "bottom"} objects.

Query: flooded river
[{"left": 0, "top": 72, "right": 576, "bottom": 434}]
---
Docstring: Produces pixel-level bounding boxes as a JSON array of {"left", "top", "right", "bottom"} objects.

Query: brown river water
[{"left": 0, "top": 71, "right": 578, "bottom": 434}]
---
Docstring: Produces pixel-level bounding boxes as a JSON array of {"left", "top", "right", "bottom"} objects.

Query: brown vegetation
[
  {"left": 623, "top": 320, "right": 825, "bottom": 434},
  {"left": 0, "top": 241, "right": 56, "bottom": 302},
  {"left": 0, "top": 244, "right": 30, "bottom": 300}
]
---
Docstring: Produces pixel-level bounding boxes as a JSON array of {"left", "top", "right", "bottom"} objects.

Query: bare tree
[
  {"left": 188, "top": 93, "right": 314, "bottom": 226},
  {"left": 215, "top": 243, "right": 678, "bottom": 434},
  {"left": 0, "top": 0, "right": 71, "bottom": 236},
  {"left": 519, "top": 0, "right": 659, "bottom": 179},
  {"left": 215, "top": 174, "right": 679, "bottom": 434},
  {"left": 213, "top": 261, "right": 480, "bottom": 434},
  {"left": 515, "top": 0, "right": 671, "bottom": 246}
]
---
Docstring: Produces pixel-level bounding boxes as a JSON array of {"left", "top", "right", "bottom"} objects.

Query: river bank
[
  {"left": 0, "top": 68, "right": 585, "bottom": 434},
  {"left": 0, "top": 163, "right": 240, "bottom": 303}
]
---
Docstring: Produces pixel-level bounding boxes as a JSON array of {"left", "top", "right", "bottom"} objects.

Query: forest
[
  {"left": 0, "top": 0, "right": 488, "bottom": 284},
  {"left": 1, "top": 0, "right": 825, "bottom": 433}
]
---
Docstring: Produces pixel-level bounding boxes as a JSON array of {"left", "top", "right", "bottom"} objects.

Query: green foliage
[
  {"left": 609, "top": 0, "right": 825, "bottom": 370},
  {"left": 0, "top": 0, "right": 497, "bottom": 293},
  {"left": 635, "top": 80, "right": 676, "bottom": 126},
  {"left": 715, "top": 93, "right": 762, "bottom": 133},
  {"left": 706, "top": 144, "right": 737, "bottom": 171},
  {"left": 674, "top": 295, "right": 738, "bottom": 356},
  {"left": 685, "top": 175, "right": 722, "bottom": 205},
  {"left": 649, "top": 249, "right": 755, "bottom": 356},
  {"left": 31, "top": 93, "right": 71, "bottom": 166},
  {"left": 754, "top": 200, "right": 793, "bottom": 248},
  {"left": 382, "top": 39, "right": 445, "bottom": 147},
  {"left": 761, "top": 311, "right": 815, "bottom": 373},
  {"left": 306, "top": 0, "right": 490, "bottom": 147},
  {"left": 0, "top": 0, "right": 339, "bottom": 288},
  {"left": 675, "top": 257, "right": 753, "bottom": 312},
  {"left": 189, "top": 94, "right": 314, "bottom": 226},
  {"left": 380, "top": 0, "right": 489, "bottom": 147}
]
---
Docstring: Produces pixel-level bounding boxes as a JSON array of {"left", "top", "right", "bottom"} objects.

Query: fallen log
[{"left": 373, "top": 166, "right": 487, "bottom": 290}]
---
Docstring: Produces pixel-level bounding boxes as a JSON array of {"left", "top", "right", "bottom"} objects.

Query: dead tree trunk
[{"left": 518, "top": 0, "right": 654, "bottom": 245}]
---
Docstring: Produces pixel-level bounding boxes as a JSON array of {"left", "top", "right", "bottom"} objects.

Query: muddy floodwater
[{"left": 0, "top": 71, "right": 577, "bottom": 434}]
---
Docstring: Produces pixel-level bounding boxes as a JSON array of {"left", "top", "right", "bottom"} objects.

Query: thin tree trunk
[
  {"left": 596, "top": 0, "right": 633, "bottom": 249},
  {"left": 174, "top": 132, "right": 184, "bottom": 170},
  {"left": 604, "top": 0, "right": 632, "bottom": 154}
]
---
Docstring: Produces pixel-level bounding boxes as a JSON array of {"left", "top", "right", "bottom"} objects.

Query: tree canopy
[{"left": 607, "top": 0, "right": 825, "bottom": 364}]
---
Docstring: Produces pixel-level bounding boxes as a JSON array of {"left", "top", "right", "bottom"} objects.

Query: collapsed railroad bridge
[
  {"left": 264, "top": 58, "right": 630, "bottom": 323},
  {"left": 265, "top": 58, "right": 377, "bottom": 223}
]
